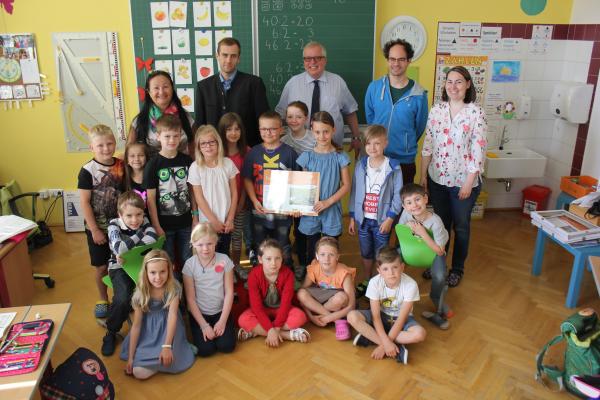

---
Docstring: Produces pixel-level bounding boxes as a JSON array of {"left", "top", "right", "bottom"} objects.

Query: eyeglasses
[
  {"left": 303, "top": 56, "right": 325, "bottom": 63},
  {"left": 259, "top": 127, "right": 280, "bottom": 133},
  {"left": 199, "top": 140, "right": 217, "bottom": 148},
  {"left": 388, "top": 57, "right": 408, "bottom": 64}
]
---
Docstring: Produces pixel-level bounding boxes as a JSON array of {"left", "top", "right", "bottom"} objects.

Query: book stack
[{"left": 531, "top": 210, "right": 600, "bottom": 246}]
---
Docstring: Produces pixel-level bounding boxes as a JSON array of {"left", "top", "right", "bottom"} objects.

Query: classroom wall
[
  {"left": 571, "top": 0, "right": 600, "bottom": 24},
  {"left": 0, "top": 0, "right": 576, "bottom": 225}
]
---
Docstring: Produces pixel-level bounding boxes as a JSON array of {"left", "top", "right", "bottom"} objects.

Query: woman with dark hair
[
  {"left": 127, "top": 70, "right": 194, "bottom": 157},
  {"left": 419, "top": 66, "right": 487, "bottom": 288}
]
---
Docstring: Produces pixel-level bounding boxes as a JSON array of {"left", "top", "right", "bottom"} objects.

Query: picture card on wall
[
  {"left": 174, "top": 59, "right": 192, "bottom": 85},
  {"left": 154, "top": 59, "right": 174, "bottom": 77},
  {"left": 12, "top": 85, "right": 26, "bottom": 99},
  {"left": 172, "top": 29, "right": 190, "bottom": 55},
  {"left": 153, "top": 29, "right": 172, "bottom": 55},
  {"left": 0, "top": 85, "right": 12, "bottom": 99},
  {"left": 169, "top": 1, "right": 188, "bottom": 28},
  {"left": 150, "top": 2, "right": 170, "bottom": 29},
  {"left": 214, "top": 30, "right": 233, "bottom": 52},
  {"left": 177, "top": 88, "right": 194, "bottom": 112},
  {"left": 25, "top": 84, "right": 41, "bottom": 99},
  {"left": 194, "top": 30, "right": 213, "bottom": 56},
  {"left": 193, "top": 1, "right": 212, "bottom": 28},
  {"left": 214, "top": 1, "right": 232, "bottom": 27},
  {"left": 196, "top": 58, "right": 214, "bottom": 81}
]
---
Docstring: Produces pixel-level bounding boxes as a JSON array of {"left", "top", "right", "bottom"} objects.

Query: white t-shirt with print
[
  {"left": 187, "top": 157, "right": 239, "bottom": 223},
  {"left": 363, "top": 156, "right": 388, "bottom": 220},
  {"left": 365, "top": 273, "right": 420, "bottom": 317}
]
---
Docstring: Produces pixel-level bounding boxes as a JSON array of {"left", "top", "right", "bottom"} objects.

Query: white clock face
[{"left": 381, "top": 16, "right": 427, "bottom": 61}]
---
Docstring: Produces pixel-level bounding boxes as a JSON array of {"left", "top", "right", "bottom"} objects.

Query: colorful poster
[
  {"left": 177, "top": 88, "right": 194, "bottom": 112},
  {"left": 193, "top": 1, "right": 212, "bottom": 28},
  {"left": 169, "top": 1, "right": 188, "bottom": 28},
  {"left": 194, "top": 30, "right": 213, "bottom": 56},
  {"left": 196, "top": 58, "right": 214, "bottom": 81},
  {"left": 150, "top": 2, "right": 170, "bottom": 29},
  {"left": 174, "top": 59, "right": 192, "bottom": 84},
  {"left": 0, "top": 33, "right": 42, "bottom": 101},
  {"left": 172, "top": 29, "right": 190, "bottom": 55},
  {"left": 214, "top": 1, "right": 232, "bottom": 27},
  {"left": 433, "top": 55, "right": 488, "bottom": 106},
  {"left": 491, "top": 61, "right": 521, "bottom": 82}
]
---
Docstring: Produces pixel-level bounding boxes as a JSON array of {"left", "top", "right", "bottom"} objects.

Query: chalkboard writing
[{"left": 257, "top": 0, "right": 375, "bottom": 123}]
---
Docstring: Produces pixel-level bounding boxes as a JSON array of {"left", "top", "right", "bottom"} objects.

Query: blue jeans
[
  {"left": 357, "top": 218, "right": 391, "bottom": 260},
  {"left": 163, "top": 226, "right": 193, "bottom": 268},
  {"left": 427, "top": 177, "right": 480, "bottom": 275},
  {"left": 430, "top": 255, "right": 449, "bottom": 314}
]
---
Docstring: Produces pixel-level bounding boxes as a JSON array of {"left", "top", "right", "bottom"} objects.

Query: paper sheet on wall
[
  {"left": 437, "top": 22, "right": 459, "bottom": 53},
  {"left": 196, "top": 58, "right": 214, "bottom": 81},
  {"left": 214, "top": 1, "right": 233, "bottom": 27},
  {"left": 154, "top": 59, "right": 173, "bottom": 77},
  {"left": 194, "top": 30, "right": 213, "bottom": 56},
  {"left": 433, "top": 55, "right": 488, "bottom": 106},
  {"left": 169, "top": 1, "right": 188, "bottom": 28},
  {"left": 63, "top": 191, "right": 84, "bottom": 232},
  {"left": 150, "top": 2, "right": 170, "bottom": 28},
  {"left": 0, "top": 33, "right": 42, "bottom": 101},
  {"left": 481, "top": 27, "right": 501, "bottom": 52},
  {"left": 177, "top": 88, "right": 194, "bottom": 112},
  {"left": 174, "top": 59, "right": 192, "bottom": 84},
  {"left": 529, "top": 25, "right": 553, "bottom": 55},
  {"left": 172, "top": 29, "right": 191, "bottom": 55},
  {"left": 193, "top": 1, "right": 212, "bottom": 27}
]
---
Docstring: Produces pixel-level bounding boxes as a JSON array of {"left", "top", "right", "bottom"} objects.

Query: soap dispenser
[{"left": 550, "top": 82, "right": 593, "bottom": 124}]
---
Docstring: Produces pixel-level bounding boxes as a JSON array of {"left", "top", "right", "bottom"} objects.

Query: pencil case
[{"left": 0, "top": 319, "right": 54, "bottom": 376}]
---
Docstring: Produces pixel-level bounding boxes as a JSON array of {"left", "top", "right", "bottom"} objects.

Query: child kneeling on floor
[
  {"left": 237, "top": 239, "right": 310, "bottom": 347},
  {"left": 347, "top": 246, "right": 426, "bottom": 364},
  {"left": 297, "top": 237, "right": 356, "bottom": 340}
]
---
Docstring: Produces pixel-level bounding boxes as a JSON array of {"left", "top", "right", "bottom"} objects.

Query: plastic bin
[
  {"left": 560, "top": 175, "right": 598, "bottom": 198},
  {"left": 471, "top": 191, "right": 488, "bottom": 220},
  {"left": 522, "top": 185, "right": 551, "bottom": 216}
]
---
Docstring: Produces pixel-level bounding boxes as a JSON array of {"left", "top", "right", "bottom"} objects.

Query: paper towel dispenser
[{"left": 550, "top": 82, "right": 594, "bottom": 124}]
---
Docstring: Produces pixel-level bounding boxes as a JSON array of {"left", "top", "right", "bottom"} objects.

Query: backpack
[
  {"left": 40, "top": 347, "right": 115, "bottom": 400},
  {"left": 536, "top": 308, "right": 600, "bottom": 398}
]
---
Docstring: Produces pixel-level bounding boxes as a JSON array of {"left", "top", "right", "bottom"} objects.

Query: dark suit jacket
[{"left": 194, "top": 71, "right": 269, "bottom": 146}]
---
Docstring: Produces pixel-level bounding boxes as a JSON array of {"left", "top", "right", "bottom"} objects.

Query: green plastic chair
[
  {"left": 395, "top": 224, "right": 436, "bottom": 268},
  {"left": 103, "top": 236, "right": 166, "bottom": 288}
]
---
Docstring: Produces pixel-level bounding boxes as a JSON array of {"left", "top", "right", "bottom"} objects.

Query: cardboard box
[{"left": 569, "top": 204, "right": 600, "bottom": 226}]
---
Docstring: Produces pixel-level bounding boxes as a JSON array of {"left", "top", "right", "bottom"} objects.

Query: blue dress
[
  {"left": 297, "top": 150, "right": 350, "bottom": 236},
  {"left": 120, "top": 298, "right": 195, "bottom": 373}
]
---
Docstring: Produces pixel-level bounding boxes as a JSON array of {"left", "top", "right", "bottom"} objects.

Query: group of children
[{"left": 77, "top": 100, "right": 453, "bottom": 379}]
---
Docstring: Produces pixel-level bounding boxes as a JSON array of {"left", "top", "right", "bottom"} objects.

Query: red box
[{"left": 522, "top": 185, "right": 551, "bottom": 216}]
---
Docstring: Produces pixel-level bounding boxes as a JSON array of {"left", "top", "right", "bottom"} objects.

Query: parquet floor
[{"left": 28, "top": 211, "right": 599, "bottom": 399}]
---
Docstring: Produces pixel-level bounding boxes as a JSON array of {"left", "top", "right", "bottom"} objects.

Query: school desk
[
  {"left": 531, "top": 226, "right": 600, "bottom": 308},
  {"left": 0, "top": 233, "right": 35, "bottom": 307},
  {"left": 0, "top": 303, "right": 71, "bottom": 400}
]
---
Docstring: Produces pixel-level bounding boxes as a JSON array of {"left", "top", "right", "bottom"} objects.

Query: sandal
[
  {"left": 334, "top": 319, "right": 351, "bottom": 341},
  {"left": 422, "top": 311, "right": 450, "bottom": 330},
  {"left": 289, "top": 327, "right": 311, "bottom": 343},
  {"left": 422, "top": 268, "right": 432, "bottom": 280},
  {"left": 446, "top": 271, "right": 463, "bottom": 288},
  {"left": 237, "top": 328, "right": 256, "bottom": 342}
]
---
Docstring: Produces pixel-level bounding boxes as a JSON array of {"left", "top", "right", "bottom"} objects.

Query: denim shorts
[{"left": 358, "top": 309, "right": 420, "bottom": 331}]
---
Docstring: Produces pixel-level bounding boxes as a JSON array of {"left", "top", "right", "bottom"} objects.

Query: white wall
[
  {"left": 582, "top": 74, "right": 600, "bottom": 178},
  {"left": 571, "top": 0, "right": 600, "bottom": 24}
]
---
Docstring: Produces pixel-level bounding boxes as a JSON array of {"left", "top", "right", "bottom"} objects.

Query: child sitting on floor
[
  {"left": 296, "top": 237, "right": 355, "bottom": 340},
  {"left": 347, "top": 246, "right": 426, "bottom": 364},
  {"left": 237, "top": 239, "right": 310, "bottom": 347}
]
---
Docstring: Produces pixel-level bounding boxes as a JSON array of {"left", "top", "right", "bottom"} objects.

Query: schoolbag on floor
[
  {"left": 40, "top": 347, "right": 114, "bottom": 400},
  {"left": 536, "top": 308, "right": 600, "bottom": 398}
]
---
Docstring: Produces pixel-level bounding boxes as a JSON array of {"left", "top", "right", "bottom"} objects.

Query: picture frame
[{"left": 262, "top": 170, "right": 320, "bottom": 216}]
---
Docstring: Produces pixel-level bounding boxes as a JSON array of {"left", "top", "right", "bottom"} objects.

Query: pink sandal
[{"left": 335, "top": 319, "right": 351, "bottom": 341}]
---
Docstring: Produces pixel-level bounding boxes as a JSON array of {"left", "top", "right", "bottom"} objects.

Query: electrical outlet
[
  {"left": 48, "top": 189, "right": 63, "bottom": 197},
  {"left": 39, "top": 190, "right": 49, "bottom": 200}
]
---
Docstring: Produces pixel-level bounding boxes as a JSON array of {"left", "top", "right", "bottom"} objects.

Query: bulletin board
[
  {"left": 129, "top": 0, "right": 254, "bottom": 114},
  {"left": 129, "top": 1, "right": 376, "bottom": 122},
  {"left": 0, "top": 33, "right": 43, "bottom": 102}
]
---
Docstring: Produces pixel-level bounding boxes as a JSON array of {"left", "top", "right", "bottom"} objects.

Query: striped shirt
[
  {"left": 107, "top": 217, "right": 158, "bottom": 270},
  {"left": 280, "top": 127, "right": 316, "bottom": 155}
]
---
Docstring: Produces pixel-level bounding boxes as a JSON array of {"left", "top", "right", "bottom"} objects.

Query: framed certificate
[{"left": 263, "top": 170, "right": 320, "bottom": 216}]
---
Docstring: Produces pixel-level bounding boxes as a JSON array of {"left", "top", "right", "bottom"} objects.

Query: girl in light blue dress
[
  {"left": 121, "top": 249, "right": 194, "bottom": 379},
  {"left": 297, "top": 111, "right": 351, "bottom": 275}
]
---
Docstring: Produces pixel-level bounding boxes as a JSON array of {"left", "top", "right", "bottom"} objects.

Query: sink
[{"left": 484, "top": 148, "right": 547, "bottom": 178}]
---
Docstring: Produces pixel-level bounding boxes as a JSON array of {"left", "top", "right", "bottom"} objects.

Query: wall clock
[{"left": 380, "top": 16, "right": 427, "bottom": 62}]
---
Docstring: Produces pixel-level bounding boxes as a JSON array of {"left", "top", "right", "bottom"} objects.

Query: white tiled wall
[{"left": 483, "top": 39, "right": 594, "bottom": 209}]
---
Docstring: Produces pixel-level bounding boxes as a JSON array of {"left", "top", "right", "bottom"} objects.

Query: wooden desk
[
  {"left": 0, "top": 235, "right": 35, "bottom": 307},
  {"left": 0, "top": 303, "right": 71, "bottom": 400}
]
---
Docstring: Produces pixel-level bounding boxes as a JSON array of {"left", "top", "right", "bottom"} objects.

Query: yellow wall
[{"left": 0, "top": 0, "right": 574, "bottom": 224}]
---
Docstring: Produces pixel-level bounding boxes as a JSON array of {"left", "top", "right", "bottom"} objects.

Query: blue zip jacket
[
  {"left": 365, "top": 76, "right": 429, "bottom": 164},
  {"left": 349, "top": 156, "right": 403, "bottom": 225}
]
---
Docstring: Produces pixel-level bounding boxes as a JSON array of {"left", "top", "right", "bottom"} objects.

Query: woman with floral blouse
[{"left": 420, "top": 66, "right": 487, "bottom": 288}]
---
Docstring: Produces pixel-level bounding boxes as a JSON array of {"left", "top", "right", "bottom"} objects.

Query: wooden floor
[{"left": 28, "top": 211, "right": 599, "bottom": 399}]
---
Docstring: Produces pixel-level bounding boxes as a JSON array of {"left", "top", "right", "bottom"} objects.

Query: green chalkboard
[
  {"left": 129, "top": 1, "right": 253, "bottom": 115},
  {"left": 257, "top": 0, "right": 375, "bottom": 123}
]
